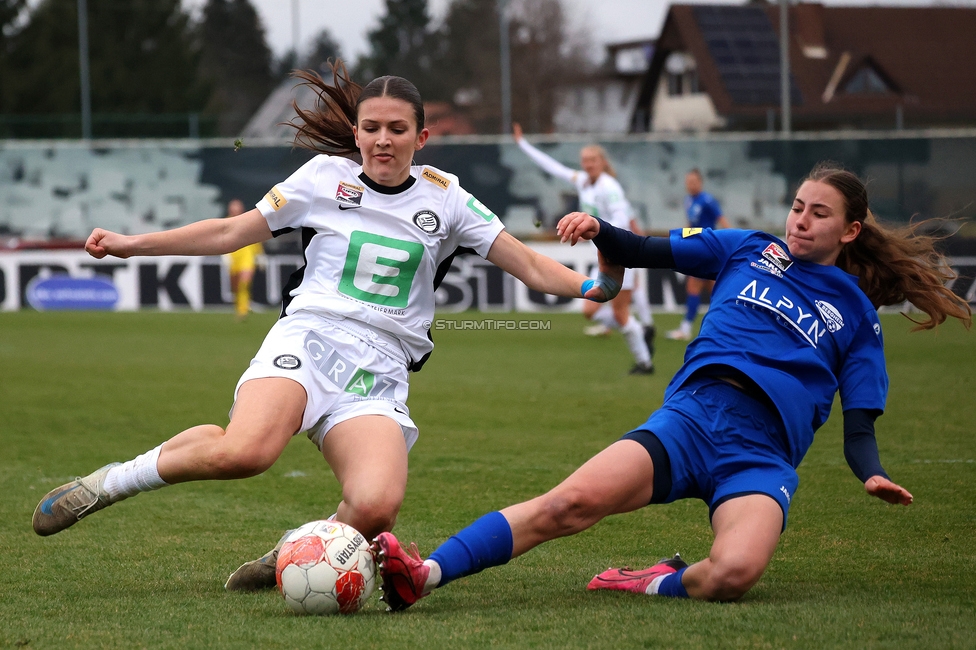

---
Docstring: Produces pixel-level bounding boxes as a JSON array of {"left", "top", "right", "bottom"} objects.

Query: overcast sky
[{"left": 183, "top": 0, "right": 976, "bottom": 64}]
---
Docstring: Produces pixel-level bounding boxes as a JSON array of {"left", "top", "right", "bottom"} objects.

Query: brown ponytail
[
  {"left": 805, "top": 163, "right": 972, "bottom": 330},
  {"left": 287, "top": 59, "right": 426, "bottom": 155}
]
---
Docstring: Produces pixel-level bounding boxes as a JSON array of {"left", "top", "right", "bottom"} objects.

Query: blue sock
[
  {"left": 429, "top": 511, "right": 514, "bottom": 586},
  {"left": 657, "top": 567, "right": 690, "bottom": 598},
  {"left": 685, "top": 295, "right": 701, "bottom": 323}
]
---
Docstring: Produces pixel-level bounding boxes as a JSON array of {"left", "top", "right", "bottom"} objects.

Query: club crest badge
[
  {"left": 412, "top": 210, "right": 440, "bottom": 234},
  {"left": 815, "top": 300, "right": 844, "bottom": 333},
  {"left": 273, "top": 354, "right": 302, "bottom": 370}
]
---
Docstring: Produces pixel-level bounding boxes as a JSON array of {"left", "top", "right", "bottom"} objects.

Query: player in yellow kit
[{"left": 225, "top": 199, "right": 264, "bottom": 320}]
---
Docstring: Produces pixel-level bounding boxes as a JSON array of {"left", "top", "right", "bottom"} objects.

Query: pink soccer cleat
[
  {"left": 587, "top": 554, "right": 688, "bottom": 594},
  {"left": 372, "top": 532, "right": 431, "bottom": 612}
]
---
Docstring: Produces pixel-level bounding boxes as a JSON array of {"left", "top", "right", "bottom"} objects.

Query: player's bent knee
[
  {"left": 538, "top": 490, "right": 604, "bottom": 537},
  {"left": 344, "top": 496, "right": 400, "bottom": 538},
  {"left": 701, "top": 560, "right": 766, "bottom": 601}
]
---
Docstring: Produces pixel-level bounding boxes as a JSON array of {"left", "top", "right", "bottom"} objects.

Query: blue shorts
[{"left": 624, "top": 377, "right": 798, "bottom": 530}]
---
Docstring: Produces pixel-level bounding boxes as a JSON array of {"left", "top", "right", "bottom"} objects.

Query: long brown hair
[
  {"left": 288, "top": 60, "right": 425, "bottom": 155},
  {"left": 805, "top": 162, "right": 972, "bottom": 330}
]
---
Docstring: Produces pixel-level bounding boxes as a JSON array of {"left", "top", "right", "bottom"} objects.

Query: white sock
[
  {"left": 422, "top": 559, "right": 442, "bottom": 594},
  {"left": 680, "top": 319, "right": 693, "bottom": 336},
  {"left": 645, "top": 575, "right": 667, "bottom": 595},
  {"left": 620, "top": 317, "right": 651, "bottom": 365},
  {"left": 593, "top": 307, "right": 618, "bottom": 331},
  {"left": 632, "top": 287, "right": 654, "bottom": 326},
  {"left": 103, "top": 445, "right": 169, "bottom": 500}
]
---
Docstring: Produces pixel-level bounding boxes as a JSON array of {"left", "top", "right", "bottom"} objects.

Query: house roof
[{"left": 640, "top": 3, "right": 976, "bottom": 126}]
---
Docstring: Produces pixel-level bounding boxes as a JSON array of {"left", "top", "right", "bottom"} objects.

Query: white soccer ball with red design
[{"left": 275, "top": 520, "right": 376, "bottom": 615}]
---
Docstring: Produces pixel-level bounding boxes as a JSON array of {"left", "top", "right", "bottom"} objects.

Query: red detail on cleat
[
  {"left": 372, "top": 532, "right": 430, "bottom": 612},
  {"left": 587, "top": 556, "right": 688, "bottom": 594}
]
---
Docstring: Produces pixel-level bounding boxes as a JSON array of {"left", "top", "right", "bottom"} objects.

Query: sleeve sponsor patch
[
  {"left": 264, "top": 186, "right": 288, "bottom": 211},
  {"left": 682, "top": 227, "right": 703, "bottom": 237},
  {"left": 466, "top": 196, "right": 496, "bottom": 222},
  {"left": 422, "top": 168, "right": 451, "bottom": 190}
]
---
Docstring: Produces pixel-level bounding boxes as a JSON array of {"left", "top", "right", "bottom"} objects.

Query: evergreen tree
[
  {"left": 1, "top": 0, "right": 207, "bottom": 118},
  {"left": 354, "top": 0, "right": 445, "bottom": 100},
  {"left": 0, "top": 0, "right": 29, "bottom": 107},
  {"left": 198, "top": 0, "right": 275, "bottom": 136},
  {"left": 302, "top": 28, "right": 342, "bottom": 76}
]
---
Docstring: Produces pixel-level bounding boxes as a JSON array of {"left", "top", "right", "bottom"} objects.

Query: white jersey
[
  {"left": 516, "top": 138, "right": 632, "bottom": 230},
  {"left": 257, "top": 155, "right": 505, "bottom": 367}
]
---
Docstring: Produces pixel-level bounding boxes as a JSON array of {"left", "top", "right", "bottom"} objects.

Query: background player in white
[
  {"left": 513, "top": 123, "right": 654, "bottom": 374},
  {"left": 668, "top": 168, "right": 732, "bottom": 341},
  {"left": 31, "top": 63, "right": 622, "bottom": 592}
]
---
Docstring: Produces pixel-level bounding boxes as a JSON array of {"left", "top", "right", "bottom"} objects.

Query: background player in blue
[
  {"left": 668, "top": 168, "right": 731, "bottom": 341},
  {"left": 372, "top": 163, "right": 971, "bottom": 609}
]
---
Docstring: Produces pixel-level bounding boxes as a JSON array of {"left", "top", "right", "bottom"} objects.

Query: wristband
[{"left": 581, "top": 273, "right": 621, "bottom": 302}]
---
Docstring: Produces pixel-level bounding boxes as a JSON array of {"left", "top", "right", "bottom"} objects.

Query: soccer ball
[{"left": 275, "top": 520, "right": 376, "bottom": 615}]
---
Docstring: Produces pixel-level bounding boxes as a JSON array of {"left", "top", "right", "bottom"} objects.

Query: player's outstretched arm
[
  {"left": 486, "top": 230, "right": 620, "bottom": 302},
  {"left": 513, "top": 127, "right": 578, "bottom": 183},
  {"left": 865, "top": 475, "right": 913, "bottom": 506},
  {"left": 85, "top": 209, "right": 273, "bottom": 259}
]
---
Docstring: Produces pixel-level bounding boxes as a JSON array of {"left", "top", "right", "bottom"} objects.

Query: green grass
[{"left": 1, "top": 310, "right": 974, "bottom": 649}]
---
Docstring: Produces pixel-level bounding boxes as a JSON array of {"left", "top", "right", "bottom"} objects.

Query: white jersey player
[
  {"left": 32, "top": 64, "right": 623, "bottom": 593},
  {"left": 513, "top": 124, "right": 654, "bottom": 373}
]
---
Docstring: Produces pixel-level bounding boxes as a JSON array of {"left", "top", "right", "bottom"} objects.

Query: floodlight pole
[
  {"left": 499, "top": 0, "right": 512, "bottom": 134},
  {"left": 292, "top": 0, "right": 300, "bottom": 57},
  {"left": 77, "top": 0, "right": 92, "bottom": 140},
  {"left": 779, "top": 0, "right": 791, "bottom": 134}
]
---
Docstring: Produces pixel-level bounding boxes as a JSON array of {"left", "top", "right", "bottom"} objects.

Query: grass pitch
[{"left": 1, "top": 310, "right": 974, "bottom": 649}]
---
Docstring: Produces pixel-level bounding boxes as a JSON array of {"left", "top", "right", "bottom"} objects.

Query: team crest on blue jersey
[
  {"left": 761, "top": 242, "right": 793, "bottom": 272},
  {"left": 412, "top": 210, "right": 440, "bottom": 234},
  {"left": 336, "top": 181, "right": 364, "bottom": 206},
  {"left": 815, "top": 300, "right": 844, "bottom": 332}
]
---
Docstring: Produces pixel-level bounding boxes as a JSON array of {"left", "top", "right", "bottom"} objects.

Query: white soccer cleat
[
  {"left": 665, "top": 328, "right": 692, "bottom": 341},
  {"left": 32, "top": 463, "right": 121, "bottom": 536},
  {"left": 584, "top": 323, "right": 611, "bottom": 337}
]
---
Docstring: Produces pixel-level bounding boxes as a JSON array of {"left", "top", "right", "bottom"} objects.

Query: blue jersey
[
  {"left": 667, "top": 228, "right": 888, "bottom": 467},
  {"left": 684, "top": 192, "right": 723, "bottom": 229}
]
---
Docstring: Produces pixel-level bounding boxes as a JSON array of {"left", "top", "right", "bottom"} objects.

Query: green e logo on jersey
[
  {"left": 466, "top": 196, "right": 497, "bottom": 222},
  {"left": 339, "top": 231, "right": 424, "bottom": 308}
]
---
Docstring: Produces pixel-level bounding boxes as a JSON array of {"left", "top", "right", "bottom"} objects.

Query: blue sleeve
[
  {"left": 591, "top": 218, "right": 674, "bottom": 268},
  {"left": 838, "top": 312, "right": 888, "bottom": 412},
  {"left": 669, "top": 227, "right": 752, "bottom": 280},
  {"left": 843, "top": 408, "right": 889, "bottom": 482}
]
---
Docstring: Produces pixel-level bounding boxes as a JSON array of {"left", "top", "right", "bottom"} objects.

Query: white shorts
[{"left": 233, "top": 311, "right": 419, "bottom": 452}]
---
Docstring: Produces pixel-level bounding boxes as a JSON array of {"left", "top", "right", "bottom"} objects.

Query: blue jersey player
[
  {"left": 668, "top": 168, "right": 731, "bottom": 341},
  {"left": 372, "top": 163, "right": 971, "bottom": 608}
]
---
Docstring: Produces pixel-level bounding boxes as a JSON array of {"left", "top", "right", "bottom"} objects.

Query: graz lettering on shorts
[
  {"left": 338, "top": 231, "right": 424, "bottom": 309},
  {"left": 736, "top": 279, "right": 828, "bottom": 347},
  {"left": 304, "top": 331, "right": 402, "bottom": 398}
]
